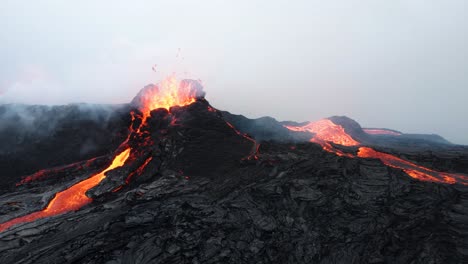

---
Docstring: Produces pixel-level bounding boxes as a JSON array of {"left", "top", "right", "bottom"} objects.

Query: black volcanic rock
[
  {"left": 328, "top": 115, "right": 365, "bottom": 137},
  {"left": 0, "top": 104, "right": 130, "bottom": 193},
  {"left": 1, "top": 140, "right": 468, "bottom": 263},
  {"left": 221, "top": 111, "right": 311, "bottom": 142},
  {"left": 1, "top": 93, "right": 468, "bottom": 263},
  {"left": 167, "top": 101, "right": 254, "bottom": 179}
]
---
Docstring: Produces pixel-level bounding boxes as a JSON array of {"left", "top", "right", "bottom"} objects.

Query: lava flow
[
  {"left": 285, "top": 120, "right": 468, "bottom": 185},
  {"left": 286, "top": 119, "right": 359, "bottom": 157},
  {"left": 356, "top": 147, "right": 468, "bottom": 184},
  {"left": 0, "top": 148, "right": 131, "bottom": 232},
  {"left": 0, "top": 75, "right": 205, "bottom": 233}
]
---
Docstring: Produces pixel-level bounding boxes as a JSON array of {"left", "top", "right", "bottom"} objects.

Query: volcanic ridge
[{"left": 0, "top": 77, "right": 468, "bottom": 263}]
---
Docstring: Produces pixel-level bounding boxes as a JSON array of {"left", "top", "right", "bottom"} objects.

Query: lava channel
[
  {"left": 0, "top": 148, "right": 131, "bottom": 232},
  {"left": 285, "top": 120, "right": 468, "bottom": 185}
]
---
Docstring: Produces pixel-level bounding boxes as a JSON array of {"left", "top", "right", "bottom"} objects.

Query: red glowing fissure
[
  {"left": 225, "top": 121, "right": 259, "bottom": 160},
  {"left": 285, "top": 120, "right": 468, "bottom": 185}
]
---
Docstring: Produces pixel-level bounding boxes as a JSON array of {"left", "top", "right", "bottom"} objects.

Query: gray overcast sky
[{"left": 1, "top": 0, "right": 467, "bottom": 144}]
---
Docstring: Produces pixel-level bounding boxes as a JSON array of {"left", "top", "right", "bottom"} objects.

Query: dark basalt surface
[
  {"left": 0, "top": 104, "right": 130, "bottom": 192},
  {"left": 1, "top": 99, "right": 468, "bottom": 263},
  {"left": 220, "top": 111, "right": 311, "bottom": 142},
  {"left": 1, "top": 142, "right": 468, "bottom": 263}
]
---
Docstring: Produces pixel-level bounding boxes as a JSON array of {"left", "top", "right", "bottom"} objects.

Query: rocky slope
[
  {"left": 0, "top": 92, "right": 468, "bottom": 263},
  {"left": 2, "top": 141, "right": 468, "bottom": 263}
]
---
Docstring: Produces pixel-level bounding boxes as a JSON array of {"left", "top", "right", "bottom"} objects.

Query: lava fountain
[
  {"left": 131, "top": 75, "right": 205, "bottom": 122},
  {"left": 285, "top": 119, "right": 468, "bottom": 185}
]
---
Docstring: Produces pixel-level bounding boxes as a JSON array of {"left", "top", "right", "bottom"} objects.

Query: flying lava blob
[{"left": 285, "top": 119, "right": 468, "bottom": 185}]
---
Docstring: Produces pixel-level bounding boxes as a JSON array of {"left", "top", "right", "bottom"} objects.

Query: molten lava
[
  {"left": 133, "top": 75, "right": 203, "bottom": 121},
  {"left": 357, "top": 147, "right": 468, "bottom": 184},
  {"left": 285, "top": 119, "right": 359, "bottom": 157},
  {"left": 285, "top": 119, "right": 468, "bottom": 185},
  {"left": 285, "top": 119, "right": 359, "bottom": 146},
  {"left": 0, "top": 148, "right": 131, "bottom": 232}
]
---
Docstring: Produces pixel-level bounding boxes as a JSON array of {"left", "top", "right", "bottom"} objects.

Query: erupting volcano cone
[{"left": 0, "top": 76, "right": 253, "bottom": 233}]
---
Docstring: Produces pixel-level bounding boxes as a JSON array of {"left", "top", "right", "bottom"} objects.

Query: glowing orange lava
[
  {"left": 0, "top": 148, "right": 131, "bottom": 232},
  {"left": 285, "top": 119, "right": 468, "bottom": 185},
  {"left": 285, "top": 119, "right": 359, "bottom": 146},
  {"left": 356, "top": 147, "right": 468, "bottom": 184},
  {"left": 364, "top": 128, "right": 402, "bottom": 136},
  {"left": 285, "top": 119, "right": 358, "bottom": 157},
  {"left": 135, "top": 75, "right": 199, "bottom": 121}
]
